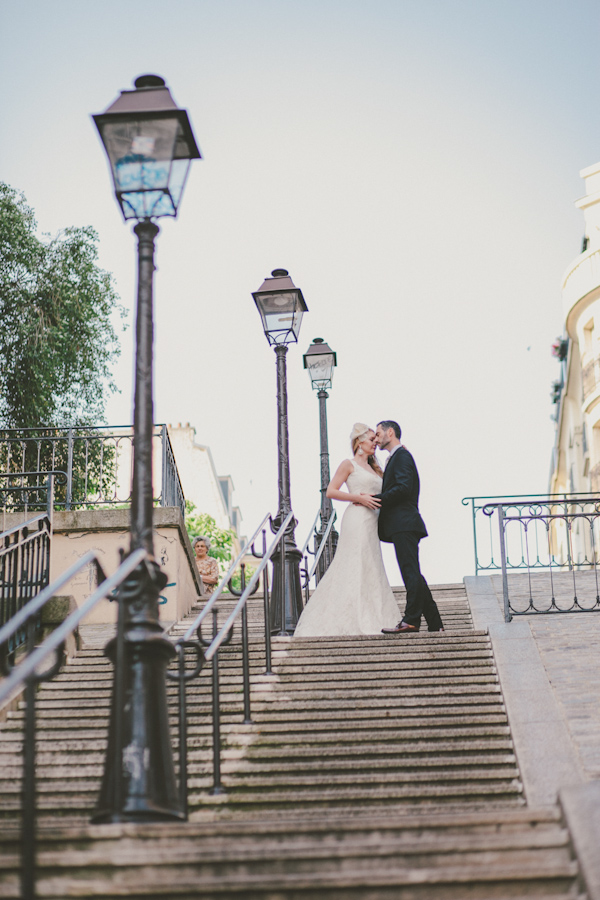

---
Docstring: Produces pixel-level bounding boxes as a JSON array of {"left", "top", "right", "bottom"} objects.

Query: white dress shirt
[{"left": 384, "top": 442, "right": 402, "bottom": 468}]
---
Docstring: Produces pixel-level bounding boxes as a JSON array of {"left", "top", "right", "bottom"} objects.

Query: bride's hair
[{"left": 350, "top": 423, "right": 383, "bottom": 478}]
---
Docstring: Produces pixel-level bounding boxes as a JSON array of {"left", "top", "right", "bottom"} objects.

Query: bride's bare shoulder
[{"left": 333, "top": 458, "right": 354, "bottom": 476}]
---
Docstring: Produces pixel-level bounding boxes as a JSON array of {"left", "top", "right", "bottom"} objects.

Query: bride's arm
[{"left": 326, "top": 460, "right": 380, "bottom": 509}]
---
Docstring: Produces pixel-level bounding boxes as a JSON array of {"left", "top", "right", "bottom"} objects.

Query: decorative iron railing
[
  {"left": 462, "top": 493, "right": 600, "bottom": 574},
  {"left": 0, "top": 547, "right": 146, "bottom": 900},
  {"left": 171, "top": 511, "right": 294, "bottom": 804},
  {"left": 300, "top": 509, "right": 338, "bottom": 606},
  {"left": 463, "top": 493, "right": 600, "bottom": 621},
  {"left": 0, "top": 513, "right": 52, "bottom": 659},
  {"left": 0, "top": 425, "right": 184, "bottom": 519}
]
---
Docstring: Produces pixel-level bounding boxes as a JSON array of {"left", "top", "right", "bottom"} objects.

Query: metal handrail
[
  {"left": 300, "top": 508, "right": 337, "bottom": 605},
  {"left": 306, "top": 510, "right": 337, "bottom": 584},
  {"left": 462, "top": 492, "right": 600, "bottom": 575},
  {"left": 204, "top": 512, "right": 294, "bottom": 660},
  {"left": 0, "top": 512, "right": 50, "bottom": 546},
  {"left": 0, "top": 546, "right": 147, "bottom": 900},
  {"left": 0, "top": 471, "right": 66, "bottom": 527},
  {"left": 0, "top": 551, "right": 147, "bottom": 705},
  {"left": 299, "top": 510, "right": 320, "bottom": 558},
  {"left": 0, "top": 550, "right": 101, "bottom": 665},
  {"left": 171, "top": 511, "right": 294, "bottom": 798},
  {"left": 462, "top": 491, "right": 600, "bottom": 504}
]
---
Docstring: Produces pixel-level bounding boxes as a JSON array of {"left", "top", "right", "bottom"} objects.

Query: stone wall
[{"left": 3, "top": 507, "right": 203, "bottom": 627}]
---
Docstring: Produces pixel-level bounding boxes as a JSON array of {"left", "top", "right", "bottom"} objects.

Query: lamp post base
[
  {"left": 270, "top": 541, "right": 304, "bottom": 635},
  {"left": 92, "top": 562, "right": 183, "bottom": 824}
]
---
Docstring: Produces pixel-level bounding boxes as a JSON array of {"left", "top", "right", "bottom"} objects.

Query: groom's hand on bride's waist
[{"left": 353, "top": 493, "right": 381, "bottom": 509}]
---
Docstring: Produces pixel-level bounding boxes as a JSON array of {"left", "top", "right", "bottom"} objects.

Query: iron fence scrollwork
[
  {"left": 300, "top": 508, "right": 338, "bottom": 606},
  {"left": 0, "top": 425, "right": 184, "bottom": 519},
  {"left": 464, "top": 492, "right": 600, "bottom": 621}
]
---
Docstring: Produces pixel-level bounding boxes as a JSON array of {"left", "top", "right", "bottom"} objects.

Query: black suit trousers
[{"left": 392, "top": 531, "right": 443, "bottom": 631}]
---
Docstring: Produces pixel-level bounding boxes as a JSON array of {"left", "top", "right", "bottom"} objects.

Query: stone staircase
[{"left": 0, "top": 584, "right": 586, "bottom": 898}]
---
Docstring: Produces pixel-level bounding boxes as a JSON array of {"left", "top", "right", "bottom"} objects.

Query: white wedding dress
[{"left": 294, "top": 460, "right": 400, "bottom": 637}]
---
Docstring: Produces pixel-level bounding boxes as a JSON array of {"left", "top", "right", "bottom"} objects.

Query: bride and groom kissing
[{"left": 294, "top": 420, "right": 444, "bottom": 637}]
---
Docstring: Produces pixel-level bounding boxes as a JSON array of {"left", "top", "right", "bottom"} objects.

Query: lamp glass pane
[
  {"left": 257, "top": 290, "right": 300, "bottom": 316},
  {"left": 256, "top": 289, "right": 301, "bottom": 341},
  {"left": 120, "top": 159, "right": 191, "bottom": 219},
  {"left": 100, "top": 118, "right": 180, "bottom": 192},
  {"left": 307, "top": 352, "right": 335, "bottom": 388},
  {"left": 290, "top": 309, "right": 305, "bottom": 341}
]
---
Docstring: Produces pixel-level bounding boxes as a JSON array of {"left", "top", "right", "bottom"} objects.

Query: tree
[{"left": 0, "top": 183, "right": 126, "bottom": 428}]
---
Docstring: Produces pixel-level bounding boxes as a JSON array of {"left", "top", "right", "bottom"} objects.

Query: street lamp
[
  {"left": 91, "top": 75, "right": 200, "bottom": 823},
  {"left": 303, "top": 338, "right": 338, "bottom": 580},
  {"left": 252, "top": 269, "right": 307, "bottom": 634}
]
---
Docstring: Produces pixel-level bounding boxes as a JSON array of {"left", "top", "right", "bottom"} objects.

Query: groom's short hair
[{"left": 377, "top": 420, "right": 401, "bottom": 439}]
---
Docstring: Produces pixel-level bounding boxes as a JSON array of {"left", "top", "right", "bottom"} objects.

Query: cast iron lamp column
[
  {"left": 252, "top": 269, "right": 308, "bottom": 634},
  {"left": 303, "top": 338, "right": 339, "bottom": 580},
  {"left": 91, "top": 74, "right": 201, "bottom": 822}
]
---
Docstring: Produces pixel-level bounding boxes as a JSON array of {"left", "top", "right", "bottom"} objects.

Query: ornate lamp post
[
  {"left": 303, "top": 338, "right": 338, "bottom": 580},
  {"left": 91, "top": 75, "right": 201, "bottom": 822},
  {"left": 252, "top": 269, "right": 307, "bottom": 634}
]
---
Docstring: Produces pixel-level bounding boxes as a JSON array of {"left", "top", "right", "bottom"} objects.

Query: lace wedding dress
[{"left": 294, "top": 460, "right": 400, "bottom": 636}]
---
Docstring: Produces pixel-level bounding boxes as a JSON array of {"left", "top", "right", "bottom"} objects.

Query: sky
[{"left": 2, "top": 0, "right": 600, "bottom": 585}]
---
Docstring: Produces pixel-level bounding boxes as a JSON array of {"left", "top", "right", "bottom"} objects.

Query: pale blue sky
[{"left": 2, "top": 0, "right": 599, "bottom": 582}]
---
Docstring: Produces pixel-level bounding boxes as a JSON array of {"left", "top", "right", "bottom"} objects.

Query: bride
[{"left": 294, "top": 423, "right": 400, "bottom": 637}]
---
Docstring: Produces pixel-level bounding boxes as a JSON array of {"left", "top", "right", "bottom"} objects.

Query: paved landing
[{"left": 465, "top": 572, "right": 600, "bottom": 806}]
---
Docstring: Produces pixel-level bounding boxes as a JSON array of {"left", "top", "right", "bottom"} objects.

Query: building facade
[
  {"left": 168, "top": 423, "right": 244, "bottom": 542},
  {"left": 551, "top": 162, "right": 600, "bottom": 500}
]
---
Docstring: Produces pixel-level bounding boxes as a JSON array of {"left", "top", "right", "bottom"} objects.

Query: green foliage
[
  {"left": 185, "top": 501, "right": 257, "bottom": 594},
  {"left": 0, "top": 183, "right": 126, "bottom": 428},
  {"left": 185, "top": 501, "right": 236, "bottom": 574}
]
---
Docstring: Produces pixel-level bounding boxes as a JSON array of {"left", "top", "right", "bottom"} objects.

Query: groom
[{"left": 374, "top": 421, "right": 444, "bottom": 633}]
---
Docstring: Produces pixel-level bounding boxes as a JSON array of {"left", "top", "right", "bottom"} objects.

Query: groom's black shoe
[{"left": 382, "top": 620, "right": 420, "bottom": 634}]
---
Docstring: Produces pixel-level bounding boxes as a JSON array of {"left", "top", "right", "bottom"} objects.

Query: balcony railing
[{"left": 0, "top": 425, "right": 185, "bottom": 520}]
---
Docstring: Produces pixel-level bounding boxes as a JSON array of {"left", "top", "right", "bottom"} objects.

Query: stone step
[
  {"left": 0, "top": 807, "right": 573, "bottom": 893},
  {"left": 1, "top": 582, "right": 554, "bottom": 899},
  {"left": 0, "top": 751, "right": 519, "bottom": 777},
  {"left": 0, "top": 736, "right": 515, "bottom": 759},
  {"left": 1, "top": 716, "right": 510, "bottom": 743},
  {"left": 190, "top": 783, "right": 524, "bottom": 810},
  {"left": 0, "top": 832, "right": 575, "bottom": 882},
  {"left": 0, "top": 751, "right": 520, "bottom": 781},
  {"left": 29, "top": 688, "right": 505, "bottom": 711},
  {"left": 55, "top": 661, "right": 499, "bottom": 677},
  {"left": 4, "top": 730, "right": 513, "bottom": 760},
  {"left": 0, "top": 789, "right": 526, "bottom": 821}
]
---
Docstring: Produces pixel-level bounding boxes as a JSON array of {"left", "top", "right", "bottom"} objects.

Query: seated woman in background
[{"left": 193, "top": 536, "right": 220, "bottom": 596}]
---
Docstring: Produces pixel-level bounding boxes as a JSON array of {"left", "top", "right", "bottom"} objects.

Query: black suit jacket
[{"left": 376, "top": 446, "right": 427, "bottom": 542}]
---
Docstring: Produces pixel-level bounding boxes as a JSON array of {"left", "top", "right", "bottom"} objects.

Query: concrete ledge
[
  {"left": 560, "top": 781, "right": 600, "bottom": 900},
  {"left": 464, "top": 575, "right": 584, "bottom": 806}
]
